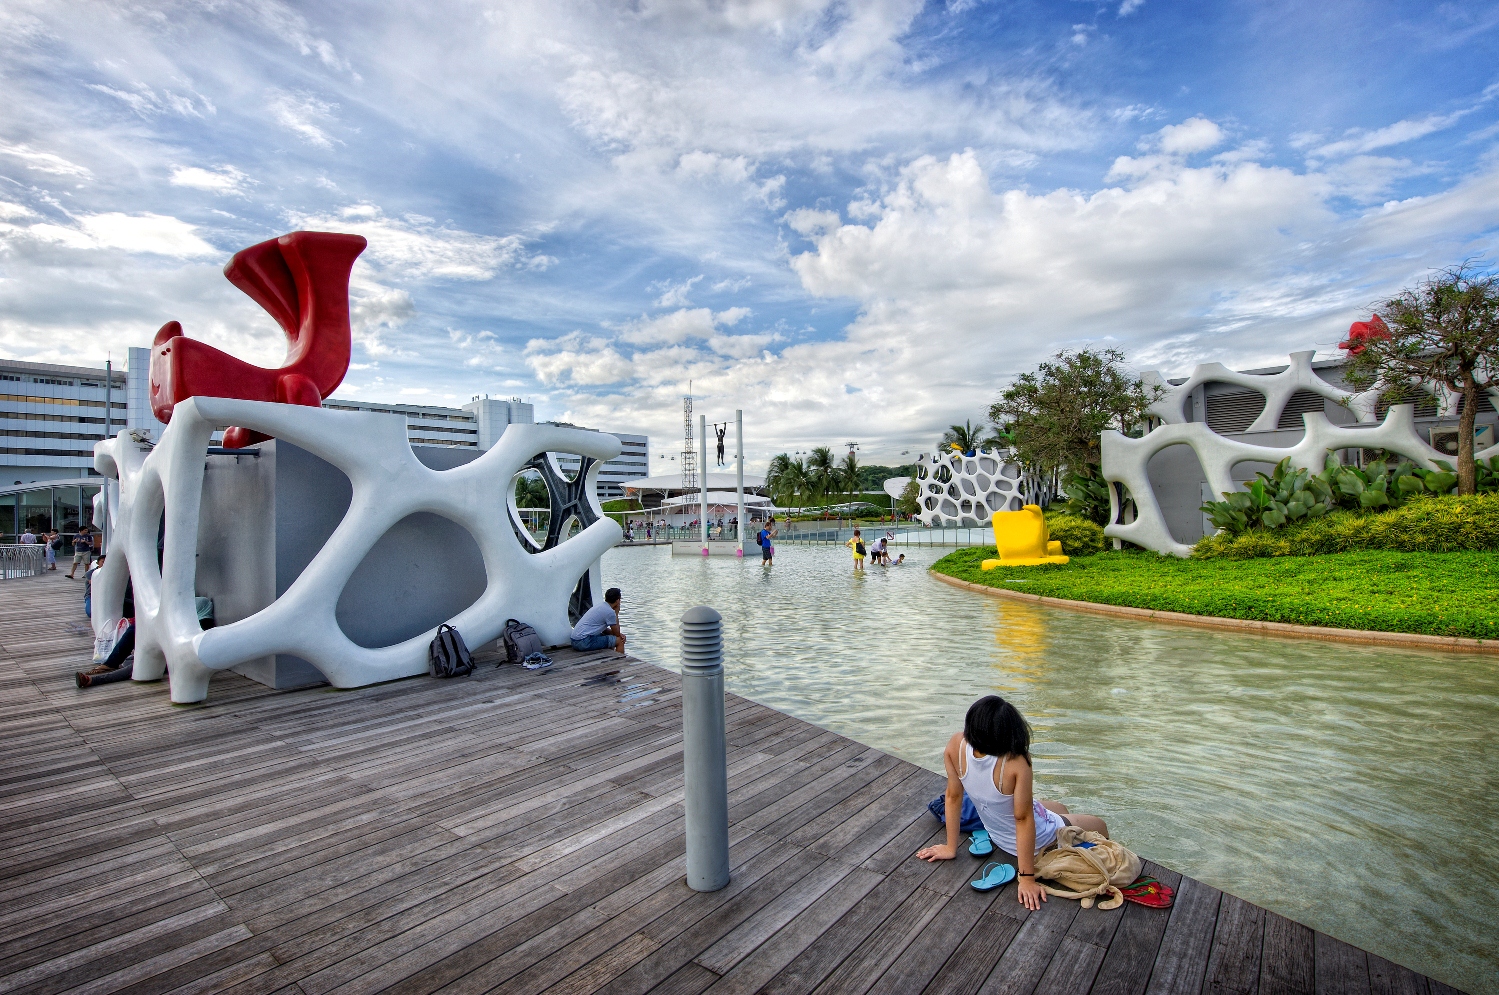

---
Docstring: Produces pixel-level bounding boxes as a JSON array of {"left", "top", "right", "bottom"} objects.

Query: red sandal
[{"left": 1121, "top": 876, "right": 1175, "bottom": 908}]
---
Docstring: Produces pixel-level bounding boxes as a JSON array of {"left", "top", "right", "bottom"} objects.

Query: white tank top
[{"left": 958, "top": 740, "right": 1064, "bottom": 856}]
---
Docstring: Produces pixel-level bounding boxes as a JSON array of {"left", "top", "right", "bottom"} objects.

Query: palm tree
[
  {"left": 766, "top": 453, "right": 808, "bottom": 513},
  {"left": 806, "top": 446, "right": 836, "bottom": 509},
  {"left": 837, "top": 450, "right": 860, "bottom": 503},
  {"left": 940, "top": 418, "right": 1000, "bottom": 454}
]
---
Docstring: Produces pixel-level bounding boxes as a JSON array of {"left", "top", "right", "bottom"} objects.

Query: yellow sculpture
[{"left": 981, "top": 504, "right": 1070, "bottom": 569}]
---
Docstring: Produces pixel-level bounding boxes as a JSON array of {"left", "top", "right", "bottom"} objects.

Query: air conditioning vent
[
  {"left": 1276, "top": 390, "right": 1328, "bottom": 429},
  {"left": 1204, "top": 390, "right": 1266, "bottom": 434}
]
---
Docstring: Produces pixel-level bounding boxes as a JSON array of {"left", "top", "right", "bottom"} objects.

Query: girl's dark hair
[{"left": 964, "top": 695, "right": 1031, "bottom": 763}]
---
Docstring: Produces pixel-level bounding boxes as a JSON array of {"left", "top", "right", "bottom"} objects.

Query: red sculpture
[
  {"left": 1339, "top": 314, "right": 1391, "bottom": 356},
  {"left": 149, "top": 231, "right": 367, "bottom": 448}
]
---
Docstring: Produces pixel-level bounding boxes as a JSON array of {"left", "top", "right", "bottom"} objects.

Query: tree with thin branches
[{"left": 1341, "top": 262, "right": 1499, "bottom": 495}]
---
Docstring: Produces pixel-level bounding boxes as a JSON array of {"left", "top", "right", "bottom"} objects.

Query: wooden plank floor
[{"left": 0, "top": 571, "right": 1462, "bottom": 995}]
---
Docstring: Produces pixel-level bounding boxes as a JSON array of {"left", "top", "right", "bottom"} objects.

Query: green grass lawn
[{"left": 931, "top": 547, "right": 1499, "bottom": 640}]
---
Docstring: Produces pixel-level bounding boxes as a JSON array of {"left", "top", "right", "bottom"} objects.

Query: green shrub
[
  {"left": 1193, "top": 493, "right": 1499, "bottom": 559},
  {"left": 1044, "top": 513, "right": 1107, "bottom": 556}
]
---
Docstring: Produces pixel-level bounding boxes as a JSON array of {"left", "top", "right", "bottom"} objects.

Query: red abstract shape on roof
[
  {"left": 149, "top": 231, "right": 367, "bottom": 448},
  {"left": 1338, "top": 314, "right": 1390, "bottom": 356}
]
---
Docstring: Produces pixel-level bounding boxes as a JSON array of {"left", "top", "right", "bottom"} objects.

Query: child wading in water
[
  {"left": 845, "top": 528, "right": 866, "bottom": 571},
  {"left": 918, "top": 695, "right": 1109, "bottom": 909}
]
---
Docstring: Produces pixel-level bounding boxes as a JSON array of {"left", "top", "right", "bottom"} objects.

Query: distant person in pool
[
  {"left": 757, "top": 517, "right": 776, "bottom": 565},
  {"left": 845, "top": 529, "right": 865, "bottom": 571},
  {"left": 917, "top": 695, "right": 1110, "bottom": 910}
]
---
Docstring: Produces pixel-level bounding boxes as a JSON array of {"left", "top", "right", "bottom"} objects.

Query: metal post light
[{"left": 680, "top": 605, "right": 729, "bottom": 892}]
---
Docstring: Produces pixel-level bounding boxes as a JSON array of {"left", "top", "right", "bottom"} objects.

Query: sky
[{"left": 2, "top": 0, "right": 1498, "bottom": 471}]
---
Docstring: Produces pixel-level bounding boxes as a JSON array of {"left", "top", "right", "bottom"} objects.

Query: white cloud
[
  {"left": 1155, "top": 117, "right": 1224, "bottom": 155},
  {"left": 86, "top": 82, "right": 214, "bottom": 119},
  {"left": 0, "top": 202, "right": 37, "bottom": 221},
  {"left": 618, "top": 307, "right": 718, "bottom": 344},
  {"left": 525, "top": 332, "right": 636, "bottom": 385},
  {"left": 9, "top": 212, "right": 217, "bottom": 257},
  {"left": 268, "top": 91, "right": 339, "bottom": 149},
  {"left": 0, "top": 142, "right": 92, "bottom": 178},
  {"left": 1118, "top": 0, "right": 1145, "bottom": 15},
  {"left": 653, "top": 274, "right": 703, "bottom": 307},
  {"left": 1312, "top": 110, "right": 1472, "bottom": 158},
  {"left": 289, "top": 204, "right": 553, "bottom": 280},
  {"left": 169, "top": 165, "right": 252, "bottom": 195}
]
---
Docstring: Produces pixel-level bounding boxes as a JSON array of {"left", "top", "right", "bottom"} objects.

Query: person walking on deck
[
  {"left": 845, "top": 529, "right": 866, "bottom": 571},
  {"left": 45, "top": 531, "right": 61, "bottom": 570},
  {"left": 571, "top": 587, "right": 626, "bottom": 656},
  {"left": 67, "top": 528, "right": 93, "bottom": 579},
  {"left": 918, "top": 695, "right": 1110, "bottom": 910}
]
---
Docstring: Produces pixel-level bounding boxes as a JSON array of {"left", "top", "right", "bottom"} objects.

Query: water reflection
[{"left": 603, "top": 543, "right": 1497, "bottom": 994}]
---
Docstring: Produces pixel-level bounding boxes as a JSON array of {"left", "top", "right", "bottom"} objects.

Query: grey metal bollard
[{"left": 681, "top": 605, "right": 730, "bottom": 892}]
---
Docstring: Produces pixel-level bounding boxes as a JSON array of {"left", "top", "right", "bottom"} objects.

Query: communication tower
[{"left": 681, "top": 394, "right": 697, "bottom": 491}]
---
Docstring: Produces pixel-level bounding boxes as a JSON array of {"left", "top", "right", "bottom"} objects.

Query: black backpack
[
  {"left": 855, "top": 541, "right": 865, "bottom": 556},
  {"left": 501, "top": 619, "right": 545, "bottom": 665},
  {"left": 428, "top": 624, "right": 475, "bottom": 678}
]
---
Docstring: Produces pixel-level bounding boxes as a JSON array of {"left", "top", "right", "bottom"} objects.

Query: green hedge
[
  {"left": 1044, "top": 513, "right": 1107, "bottom": 557},
  {"left": 930, "top": 547, "right": 1499, "bottom": 639},
  {"left": 1192, "top": 493, "right": 1499, "bottom": 560}
]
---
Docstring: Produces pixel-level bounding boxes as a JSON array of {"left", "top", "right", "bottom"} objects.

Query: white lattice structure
[
  {"left": 907, "top": 448, "right": 1030, "bottom": 527},
  {"left": 93, "top": 397, "right": 621, "bottom": 703},
  {"left": 1142, "top": 350, "right": 1383, "bottom": 428},
  {"left": 1102, "top": 401, "right": 1499, "bottom": 557}
]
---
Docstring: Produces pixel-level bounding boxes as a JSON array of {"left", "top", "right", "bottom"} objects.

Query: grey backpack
[
  {"left": 501, "top": 619, "right": 545, "bottom": 665},
  {"left": 428, "top": 624, "right": 475, "bottom": 678}
]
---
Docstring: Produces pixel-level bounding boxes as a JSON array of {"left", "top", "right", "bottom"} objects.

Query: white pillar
[
  {"left": 735, "top": 410, "right": 744, "bottom": 556},
  {"left": 700, "top": 414, "right": 709, "bottom": 553}
]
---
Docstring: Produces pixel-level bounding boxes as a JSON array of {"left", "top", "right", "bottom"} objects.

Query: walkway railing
[
  {"left": 775, "top": 526, "right": 993, "bottom": 547},
  {"left": 0, "top": 545, "right": 46, "bottom": 580}
]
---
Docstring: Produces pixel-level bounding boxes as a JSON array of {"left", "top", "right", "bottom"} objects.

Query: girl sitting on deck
[{"left": 917, "top": 695, "right": 1109, "bottom": 909}]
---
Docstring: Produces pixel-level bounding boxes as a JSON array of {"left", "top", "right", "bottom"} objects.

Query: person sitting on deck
[
  {"left": 918, "top": 695, "right": 1110, "bottom": 910},
  {"left": 570, "top": 587, "right": 626, "bottom": 655}
]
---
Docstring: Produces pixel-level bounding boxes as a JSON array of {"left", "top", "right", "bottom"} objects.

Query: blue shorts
[{"left": 571, "top": 634, "right": 617, "bottom": 651}]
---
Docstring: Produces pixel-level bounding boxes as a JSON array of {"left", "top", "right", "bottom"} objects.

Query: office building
[
  {"left": 545, "top": 423, "right": 650, "bottom": 500},
  {"left": 1, "top": 357, "right": 128, "bottom": 485}
]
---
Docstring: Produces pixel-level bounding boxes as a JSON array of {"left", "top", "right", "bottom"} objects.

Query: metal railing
[
  {"left": 0, "top": 545, "right": 46, "bottom": 579},
  {"left": 620, "top": 524, "right": 744, "bottom": 542},
  {"left": 775, "top": 526, "right": 992, "bottom": 547}
]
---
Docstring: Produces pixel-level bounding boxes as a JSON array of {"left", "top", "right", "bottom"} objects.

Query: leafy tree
[
  {"left": 897, "top": 479, "right": 921, "bottom": 516},
  {"left": 513, "top": 472, "right": 549, "bottom": 508},
  {"left": 1341, "top": 262, "right": 1499, "bottom": 495},
  {"left": 990, "top": 348, "right": 1160, "bottom": 482}
]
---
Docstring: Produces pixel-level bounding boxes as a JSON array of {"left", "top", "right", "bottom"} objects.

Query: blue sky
[{"left": 2, "top": 1, "right": 1497, "bottom": 469}]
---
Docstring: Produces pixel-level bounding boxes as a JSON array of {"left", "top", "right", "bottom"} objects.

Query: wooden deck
[{"left": 0, "top": 571, "right": 1460, "bottom": 995}]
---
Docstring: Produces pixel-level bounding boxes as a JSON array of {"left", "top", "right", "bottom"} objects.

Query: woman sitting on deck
[{"left": 918, "top": 695, "right": 1109, "bottom": 909}]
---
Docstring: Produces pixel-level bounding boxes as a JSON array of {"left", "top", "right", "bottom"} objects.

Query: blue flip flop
[
  {"left": 967, "top": 829, "right": 993, "bottom": 857},
  {"left": 971, "top": 862, "right": 1017, "bottom": 891}
]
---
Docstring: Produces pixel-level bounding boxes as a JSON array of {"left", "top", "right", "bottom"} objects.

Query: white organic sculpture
[
  {"left": 93, "top": 397, "right": 621, "bottom": 703},
  {"left": 1142, "top": 350, "right": 1383, "bottom": 428},
  {"left": 1100, "top": 404, "right": 1484, "bottom": 557},
  {"left": 908, "top": 448, "right": 1030, "bottom": 527}
]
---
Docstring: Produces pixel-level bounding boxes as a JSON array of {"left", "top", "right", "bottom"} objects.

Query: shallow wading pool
[{"left": 602, "top": 543, "right": 1498, "bottom": 994}]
